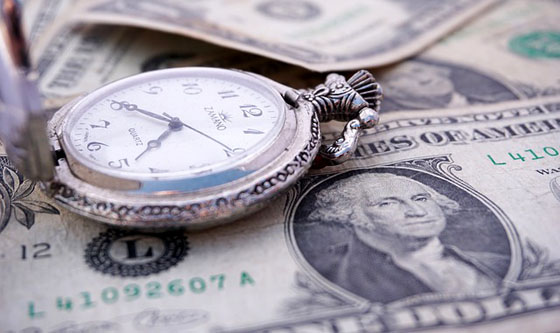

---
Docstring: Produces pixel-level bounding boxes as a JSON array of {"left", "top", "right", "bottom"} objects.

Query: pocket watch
[{"left": 0, "top": 2, "right": 382, "bottom": 229}]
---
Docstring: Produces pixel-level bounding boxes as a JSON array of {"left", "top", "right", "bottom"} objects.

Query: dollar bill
[
  {"left": 23, "top": 0, "right": 74, "bottom": 46},
  {"left": 31, "top": 0, "right": 560, "bottom": 115},
  {"left": 377, "top": 0, "right": 560, "bottom": 112},
  {"left": 2, "top": 97, "right": 560, "bottom": 332},
  {"left": 65, "top": 0, "right": 499, "bottom": 71}
]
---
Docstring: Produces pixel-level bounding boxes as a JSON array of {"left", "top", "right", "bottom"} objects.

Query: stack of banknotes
[{"left": 2, "top": 0, "right": 560, "bottom": 331}]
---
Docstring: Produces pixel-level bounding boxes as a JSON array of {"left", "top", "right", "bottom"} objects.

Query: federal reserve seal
[
  {"left": 509, "top": 31, "right": 560, "bottom": 59},
  {"left": 85, "top": 229, "right": 189, "bottom": 277}
]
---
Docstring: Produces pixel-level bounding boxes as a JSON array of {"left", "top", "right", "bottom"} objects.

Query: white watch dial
[{"left": 62, "top": 68, "right": 286, "bottom": 179}]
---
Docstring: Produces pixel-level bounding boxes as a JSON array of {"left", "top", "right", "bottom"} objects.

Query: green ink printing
[
  {"left": 487, "top": 146, "right": 559, "bottom": 166},
  {"left": 509, "top": 31, "right": 560, "bottom": 59}
]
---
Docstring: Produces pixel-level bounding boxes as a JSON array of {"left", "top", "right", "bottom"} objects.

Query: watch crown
[{"left": 303, "top": 70, "right": 384, "bottom": 166}]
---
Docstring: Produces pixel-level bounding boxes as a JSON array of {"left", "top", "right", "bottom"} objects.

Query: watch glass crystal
[{"left": 62, "top": 68, "right": 286, "bottom": 180}]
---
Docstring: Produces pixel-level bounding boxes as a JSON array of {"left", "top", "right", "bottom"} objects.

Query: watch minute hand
[{"left": 162, "top": 112, "right": 233, "bottom": 151}]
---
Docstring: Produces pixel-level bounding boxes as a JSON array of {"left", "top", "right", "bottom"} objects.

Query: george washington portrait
[
  {"left": 379, "top": 59, "right": 521, "bottom": 112},
  {"left": 292, "top": 170, "right": 511, "bottom": 303}
]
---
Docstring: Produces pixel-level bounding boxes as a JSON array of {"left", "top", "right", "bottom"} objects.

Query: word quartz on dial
[{"left": 0, "top": 2, "right": 382, "bottom": 229}]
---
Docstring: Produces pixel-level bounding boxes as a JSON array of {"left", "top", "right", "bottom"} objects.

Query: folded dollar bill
[
  {"left": 32, "top": 0, "right": 560, "bottom": 115},
  {"left": 67, "top": 0, "right": 499, "bottom": 71}
]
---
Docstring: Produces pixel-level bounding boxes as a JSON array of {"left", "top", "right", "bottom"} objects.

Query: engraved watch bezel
[{"left": 43, "top": 68, "right": 321, "bottom": 230}]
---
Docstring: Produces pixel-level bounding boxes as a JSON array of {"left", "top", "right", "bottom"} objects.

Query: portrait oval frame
[{"left": 285, "top": 159, "right": 522, "bottom": 306}]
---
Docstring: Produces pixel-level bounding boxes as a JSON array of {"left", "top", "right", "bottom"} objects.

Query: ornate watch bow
[{"left": 300, "top": 70, "right": 383, "bottom": 166}]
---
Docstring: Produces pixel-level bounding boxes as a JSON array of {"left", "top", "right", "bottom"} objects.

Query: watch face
[{"left": 62, "top": 68, "right": 286, "bottom": 180}]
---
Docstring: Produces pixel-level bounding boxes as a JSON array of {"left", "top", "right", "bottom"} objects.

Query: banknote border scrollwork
[
  {"left": 280, "top": 271, "right": 355, "bottom": 317},
  {"left": 519, "top": 238, "right": 560, "bottom": 280},
  {"left": 0, "top": 155, "right": 59, "bottom": 234}
]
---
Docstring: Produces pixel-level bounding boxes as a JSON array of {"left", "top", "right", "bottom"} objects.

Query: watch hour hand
[
  {"left": 134, "top": 122, "right": 181, "bottom": 161},
  {"left": 135, "top": 138, "right": 163, "bottom": 161}
]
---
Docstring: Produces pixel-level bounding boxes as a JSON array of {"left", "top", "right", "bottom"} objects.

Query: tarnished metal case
[{"left": 43, "top": 74, "right": 320, "bottom": 229}]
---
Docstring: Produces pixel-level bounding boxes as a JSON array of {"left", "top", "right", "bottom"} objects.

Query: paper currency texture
[
  {"left": 2, "top": 1, "right": 560, "bottom": 332},
  {"left": 1, "top": 99, "right": 560, "bottom": 331},
  {"left": 69, "top": 0, "right": 499, "bottom": 71},
  {"left": 378, "top": 0, "right": 560, "bottom": 112}
]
